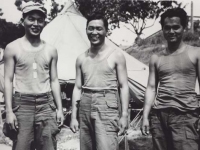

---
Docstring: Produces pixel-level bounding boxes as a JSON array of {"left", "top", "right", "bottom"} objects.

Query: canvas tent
[{"left": 41, "top": 0, "right": 149, "bottom": 107}]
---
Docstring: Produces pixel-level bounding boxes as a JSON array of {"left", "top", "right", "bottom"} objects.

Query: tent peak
[{"left": 59, "top": 0, "right": 82, "bottom": 16}]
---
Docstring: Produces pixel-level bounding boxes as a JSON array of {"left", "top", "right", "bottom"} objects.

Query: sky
[
  {"left": 109, "top": 0, "right": 200, "bottom": 46},
  {"left": 0, "top": 0, "right": 200, "bottom": 46}
]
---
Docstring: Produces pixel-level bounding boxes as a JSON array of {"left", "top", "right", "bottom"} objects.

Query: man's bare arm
[
  {"left": 50, "top": 47, "right": 64, "bottom": 126},
  {"left": 195, "top": 48, "right": 200, "bottom": 95},
  {"left": 4, "top": 45, "right": 15, "bottom": 113},
  {"left": 70, "top": 55, "right": 83, "bottom": 133},
  {"left": 141, "top": 54, "right": 158, "bottom": 135},
  {"left": 115, "top": 51, "right": 129, "bottom": 135},
  {"left": 4, "top": 44, "right": 17, "bottom": 130}
]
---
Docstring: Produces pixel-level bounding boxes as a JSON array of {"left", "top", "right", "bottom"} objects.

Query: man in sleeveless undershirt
[
  {"left": 4, "top": 2, "right": 64, "bottom": 150},
  {"left": 141, "top": 7, "right": 200, "bottom": 150},
  {"left": 70, "top": 13, "right": 129, "bottom": 150}
]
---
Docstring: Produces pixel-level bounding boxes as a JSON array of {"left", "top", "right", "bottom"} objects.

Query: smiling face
[
  {"left": 163, "top": 16, "right": 184, "bottom": 44},
  {"left": 23, "top": 11, "right": 45, "bottom": 37},
  {"left": 86, "top": 19, "right": 107, "bottom": 47}
]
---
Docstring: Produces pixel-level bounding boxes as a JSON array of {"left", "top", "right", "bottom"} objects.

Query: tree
[
  {"left": 74, "top": 0, "right": 121, "bottom": 27},
  {"left": 75, "top": 0, "right": 179, "bottom": 39},
  {"left": 194, "top": 20, "right": 200, "bottom": 32},
  {"left": 0, "top": 7, "right": 24, "bottom": 49},
  {"left": 0, "top": 8, "right": 3, "bottom": 16},
  {"left": 119, "top": 1, "right": 179, "bottom": 39},
  {"left": 0, "top": 19, "right": 25, "bottom": 49}
]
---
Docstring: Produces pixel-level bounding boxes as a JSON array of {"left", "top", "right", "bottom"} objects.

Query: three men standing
[
  {"left": 4, "top": 2, "right": 200, "bottom": 150},
  {"left": 141, "top": 8, "right": 200, "bottom": 150},
  {"left": 70, "top": 14, "right": 129, "bottom": 150},
  {"left": 4, "top": 2, "right": 64, "bottom": 150}
]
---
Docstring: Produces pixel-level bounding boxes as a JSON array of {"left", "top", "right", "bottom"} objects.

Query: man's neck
[
  {"left": 167, "top": 41, "right": 185, "bottom": 54},
  {"left": 24, "top": 34, "right": 42, "bottom": 47},
  {"left": 90, "top": 43, "right": 107, "bottom": 54}
]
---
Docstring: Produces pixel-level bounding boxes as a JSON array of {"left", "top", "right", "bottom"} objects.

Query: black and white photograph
[{"left": 0, "top": 0, "right": 200, "bottom": 150}]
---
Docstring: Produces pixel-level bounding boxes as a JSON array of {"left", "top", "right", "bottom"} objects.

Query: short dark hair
[
  {"left": 86, "top": 13, "right": 108, "bottom": 31},
  {"left": 22, "top": 10, "right": 46, "bottom": 19},
  {"left": 160, "top": 7, "right": 188, "bottom": 29}
]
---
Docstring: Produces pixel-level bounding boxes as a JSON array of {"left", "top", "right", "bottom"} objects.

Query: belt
[
  {"left": 14, "top": 91, "right": 52, "bottom": 98},
  {"left": 152, "top": 107, "right": 198, "bottom": 114},
  {"left": 82, "top": 88, "right": 117, "bottom": 94}
]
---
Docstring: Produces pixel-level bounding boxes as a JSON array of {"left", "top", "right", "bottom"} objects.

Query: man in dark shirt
[{"left": 141, "top": 8, "right": 200, "bottom": 150}]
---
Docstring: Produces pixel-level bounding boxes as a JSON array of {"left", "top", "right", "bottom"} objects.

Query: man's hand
[
  {"left": 6, "top": 111, "right": 18, "bottom": 131},
  {"left": 56, "top": 109, "right": 64, "bottom": 127},
  {"left": 141, "top": 118, "right": 150, "bottom": 136},
  {"left": 118, "top": 116, "right": 128, "bottom": 136},
  {"left": 70, "top": 118, "right": 79, "bottom": 133}
]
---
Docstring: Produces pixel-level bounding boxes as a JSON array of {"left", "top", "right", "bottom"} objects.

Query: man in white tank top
[
  {"left": 70, "top": 14, "right": 129, "bottom": 150},
  {"left": 4, "top": 2, "right": 64, "bottom": 150},
  {"left": 141, "top": 8, "right": 200, "bottom": 150}
]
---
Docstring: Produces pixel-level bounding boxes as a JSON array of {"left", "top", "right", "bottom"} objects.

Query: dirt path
[
  {"left": 0, "top": 126, "right": 152, "bottom": 150},
  {"left": 57, "top": 127, "right": 80, "bottom": 150},
  {"left": 0, "top": 125, "right": 80, "bottom": 150}
]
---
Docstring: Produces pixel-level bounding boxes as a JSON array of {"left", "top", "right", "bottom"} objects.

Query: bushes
[
  {"left": 136, "top": 30, "right": 200, "bottom": 47},
  {"left": 127, "top": 30, "right": 200, "bottom": 65},
  {"left": 183, "top": 31, "right": 200, "bottom": 47},
  {"left": 0, "top": 19, "right": 25, "bottom": 49},
  {"left": 137, "top": 31, "right": 164, "bottom": 46},
  {"left": 183, "top": 31, "right": 200, "bottom": 42},
  {"left": 128, "top": 44, "right": 165, "bottom": 65}
]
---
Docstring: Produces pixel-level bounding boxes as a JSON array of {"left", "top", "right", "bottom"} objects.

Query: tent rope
[
  {"left": 67, "top": 14, "right": 89, "bottom": 47},
  {"left": 118, "top": 109, "right": 143, "bottom": 144},
  {"left": 59, "top": 2, "right": 84, "bottom": 18}
]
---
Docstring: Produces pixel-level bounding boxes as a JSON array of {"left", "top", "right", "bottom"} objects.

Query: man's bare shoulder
[
  {"left": 185, "top": 45, "right": 200, "bottom": 62},
  {"left": 44, "top": 41, "right": 57, "bottom": 54},
  {"left": 110, "top": 49, "right": 125, "bottom": 63},
  {"left": 75, "top": 50, "right": 87, "bottom": 68},
  {"left": 149, "top": 54, "right": 160, "bottom": 65},
  {"left": 112, "top": 49, "right": 124, "bottom": 57},
  {"left": 187, "top": 45, "right": 200, "bottom": 54},
  {"left": 76, "top": 51, "right": 87, "bottom": 64},
  {"left": 5, "top": 38, "right": 22, "bottom": 56}
]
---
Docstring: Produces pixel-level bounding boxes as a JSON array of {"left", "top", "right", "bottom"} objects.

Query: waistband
[
  {"left": 13, "top": 91, "right": 54, "bottom": 105},
  {"left": 14, "top": 91, "right": 52, "bottom": 98},
  {"left": 151, "top": 107, "right": 198, "bottom": 114},
  {"left": 82, "top": 89, "right": 117, "bottom": 94}
]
